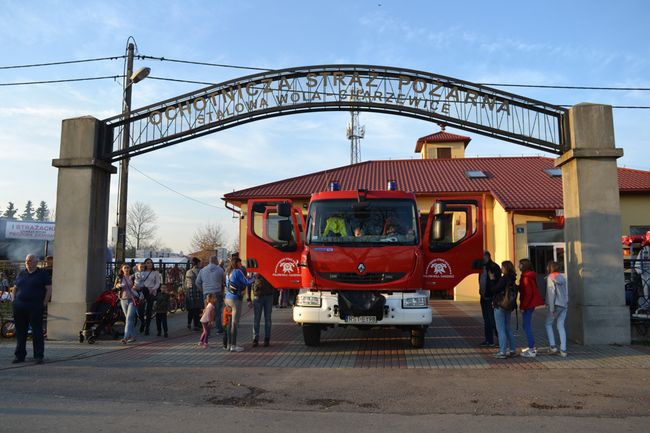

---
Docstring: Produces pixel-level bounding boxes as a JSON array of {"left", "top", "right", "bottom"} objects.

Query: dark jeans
[
  {"left": 187, "top": 308, "right": 201, "bottom": 329},
  {"left": 253, "top": 295, "right": 273, "bottom": 341},
  {"left": 13, "top": 302, "right": 45, "bottom": 360},
  {"left": 480, "top": 298, "right": 496, "bottom": 344},
  {"left": 136, "top": 292, "right": 155, "bottom": 332},
  {"left": 155, "top": 312, "right": 168, "bottom": 335}
]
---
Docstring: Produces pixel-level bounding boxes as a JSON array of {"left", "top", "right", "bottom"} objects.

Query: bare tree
[
  {"left": 127, "top": 202, "right": 158, "bottom": 251},
  {"left": 190, "top": 222, "right": 225, "bottom": 252}
]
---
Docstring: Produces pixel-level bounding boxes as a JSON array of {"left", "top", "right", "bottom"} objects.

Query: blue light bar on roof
[
  {"left": 330, "top": 180, "right": 341, "bottom": 191},
  {"left": 387, "top": 180, "right": 397, "bottom": 191}
]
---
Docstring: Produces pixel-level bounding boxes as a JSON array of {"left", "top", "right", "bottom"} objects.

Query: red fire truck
[{"left": 245, "top": 181, "right": 484, "bottom": 347}]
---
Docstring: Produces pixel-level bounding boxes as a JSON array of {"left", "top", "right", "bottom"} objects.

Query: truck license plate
[{"left": 345, "top": 316, "right": 377, "bottom": 324}]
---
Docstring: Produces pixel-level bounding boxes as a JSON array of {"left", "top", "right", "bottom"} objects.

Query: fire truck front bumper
[{"left": 293, "top": 290, "right": 432, "bottom": 326}]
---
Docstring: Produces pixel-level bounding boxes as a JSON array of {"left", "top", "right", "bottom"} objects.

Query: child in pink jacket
[{"left": 199, "top": 293, "right": 216, "bottom": 348}]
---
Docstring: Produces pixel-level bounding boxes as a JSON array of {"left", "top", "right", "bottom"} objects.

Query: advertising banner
[{"left": 5, "top": 221, "right": 55, "bottom": 241}]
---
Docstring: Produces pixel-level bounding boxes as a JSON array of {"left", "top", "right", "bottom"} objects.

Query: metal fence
[
  {"left": 105, "top": 259, "right": 191, "bottom": 290},
  {"left": 624, "top": 258, "right": 650, "bottom": 335}
]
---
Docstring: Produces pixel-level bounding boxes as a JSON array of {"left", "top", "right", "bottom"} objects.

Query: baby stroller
[
  {"left": 79, "top": 287, "right": 124, "bottom": 344},
  {"left": 0, "top": 300, "right": 15, "bottom": 338}
]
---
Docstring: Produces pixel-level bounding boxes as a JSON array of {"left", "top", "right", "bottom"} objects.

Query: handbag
[
  {"left": 494, "top": 281, "right": 517, "bottom": 312},
  {"left": 227, "top": 282, "right": 240, "bottom": 296}
]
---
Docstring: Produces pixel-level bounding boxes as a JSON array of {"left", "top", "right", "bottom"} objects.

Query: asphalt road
[{"left": 1, "top": 363, "right": 648, "bottom": 432}]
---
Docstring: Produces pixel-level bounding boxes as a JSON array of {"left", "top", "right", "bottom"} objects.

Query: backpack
[{"left": 495, "top": 279, "right": 518, "bottom": 312}]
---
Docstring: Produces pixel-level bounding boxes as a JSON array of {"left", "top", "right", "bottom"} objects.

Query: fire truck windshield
[{"left": 306, "top": 199, "right": 418, "bottom": 246}]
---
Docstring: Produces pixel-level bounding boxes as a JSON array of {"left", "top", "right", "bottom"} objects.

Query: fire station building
[{"left": 223, "top": 129, "right": 650, "bottom": 300}]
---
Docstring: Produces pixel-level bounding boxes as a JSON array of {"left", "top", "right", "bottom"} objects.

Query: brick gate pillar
[
  {"left": 48, "top": 117, "right": 115, "bottom": 340},
  {"left": 556, "top": 103, "right": 630, "bottom": 344}
]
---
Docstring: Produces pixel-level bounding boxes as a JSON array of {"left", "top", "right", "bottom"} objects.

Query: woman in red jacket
[{"left": 518, "top": 259, "right": 545, "bottom": 358}]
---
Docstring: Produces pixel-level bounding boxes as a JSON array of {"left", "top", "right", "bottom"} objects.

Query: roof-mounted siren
[
  {"left": 330, "top": 180, "right": 341, "bottom": 191},
  {"left": 387, "top": 180, "right": 397, "bottom": 191}
]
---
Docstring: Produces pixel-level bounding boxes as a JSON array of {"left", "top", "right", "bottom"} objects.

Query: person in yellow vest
[{"left": 323, "top": 215, "right": 347, "bottom": 237}]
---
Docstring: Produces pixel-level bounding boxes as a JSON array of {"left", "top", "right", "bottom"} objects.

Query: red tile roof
[
  {"left": 223, "top": 157, "right": 650, "bottom": 211},
  {"left": 415, "top": 130, "right": 472, "bottom": 152}
]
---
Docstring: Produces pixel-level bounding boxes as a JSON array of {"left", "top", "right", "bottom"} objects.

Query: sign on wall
[{"left": 5, "top": 221, "right": 55, "bottom": 241}]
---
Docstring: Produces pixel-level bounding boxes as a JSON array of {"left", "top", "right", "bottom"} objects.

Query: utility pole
[{"left": 115, "top": 42, "right": 135, "bottom": 264}]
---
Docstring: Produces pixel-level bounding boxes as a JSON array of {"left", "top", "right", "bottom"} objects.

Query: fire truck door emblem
[
  {"left": 425, "top": 258, "right": 454, "bottom": 279},
  {"left": 273, "top": 258, "right": 300, "bottom": 277}
]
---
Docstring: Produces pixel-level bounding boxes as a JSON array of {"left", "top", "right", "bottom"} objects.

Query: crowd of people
[
  {"left": 6, "top": 249, "right": 569, "bottom": 364},
  {"left": 114, "top": 252, "right": 275, "bottom": 353},
  {"left": 478, "top": 251, "right": 569, "bottom": 359}
]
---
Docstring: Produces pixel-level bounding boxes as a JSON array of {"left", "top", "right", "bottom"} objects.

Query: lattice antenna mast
[{"left": 346, "top": 95, "right": 365, "bottom": 164}]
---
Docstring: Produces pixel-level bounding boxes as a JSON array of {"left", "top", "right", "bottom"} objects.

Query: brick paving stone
[{"left": 3, "top": 300, "right": 650, "bottom": 370}]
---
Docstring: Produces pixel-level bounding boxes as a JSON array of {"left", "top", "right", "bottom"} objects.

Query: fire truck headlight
[
  {"left": 402, "top": 296, "right": 428, "bottom": 308},
  {"left": 296, "top": 294, "right": 321, "bottom": 307}
]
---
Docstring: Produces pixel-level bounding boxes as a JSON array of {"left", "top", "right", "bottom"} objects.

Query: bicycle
[{"left": 167, "top": 285, "right": 186, "bottom": 314}]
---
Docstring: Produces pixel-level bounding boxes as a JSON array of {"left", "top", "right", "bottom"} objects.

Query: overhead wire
[
  {"left": 130, "top": 164, "right": 227, "bottom": 211},
  {"left": 480, "top": 83, "right": 650, "bottom": 91},
  {"left": 1, "top": 53, "right": 650, "bottom": 107},
  {"left": 138, "top": 55, "right": 270, "bottom": 72},
  {"left": 147, "top": 76, "right": 650, "bottom": 109},
  {"left": 0, "top": 75, "right": 125, "bottom": 86},
  {"left": 2, "top": 53, "right": 649, "bottom": 91},
  {"left": 0, "top": 55, "right": 126, "bottom": 70},
  {"left": 139, "top": 55, "right": 650, "bottom": 92}
]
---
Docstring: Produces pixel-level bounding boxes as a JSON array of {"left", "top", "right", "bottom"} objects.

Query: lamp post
[{"left": 115, "top": 41, "right": 150, "bottom": 263}]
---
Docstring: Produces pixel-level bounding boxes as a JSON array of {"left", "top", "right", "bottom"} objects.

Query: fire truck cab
[{"left": 245, "top": 181, "right": 484, "bottom": 348}]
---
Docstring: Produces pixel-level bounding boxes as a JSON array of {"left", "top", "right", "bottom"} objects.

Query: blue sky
[{"left": 1, "top": 0, "right": 648, "bottom": 252}]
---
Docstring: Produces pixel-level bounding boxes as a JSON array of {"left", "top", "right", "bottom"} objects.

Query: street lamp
[{"left": 115, "top": 40, "right": 150, "bottom": 264}]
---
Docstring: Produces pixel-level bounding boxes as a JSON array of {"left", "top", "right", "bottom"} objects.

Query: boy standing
[{"left": 154, "top": 287, "right": 171, "bottom": 338}]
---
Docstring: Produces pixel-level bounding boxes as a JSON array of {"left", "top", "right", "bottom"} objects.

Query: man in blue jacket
[{"left": 12, "top": 254, "right": 51, "bottom": 364}]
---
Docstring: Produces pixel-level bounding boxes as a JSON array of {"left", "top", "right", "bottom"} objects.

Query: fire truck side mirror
[
  {"left": 277, "top": 219, "right": 293, "bottom": 242},
  {"left": 251, "top": 202, "right": 266, "bottom": 213},
  {"left": 277, "top": 202, "right": 292, "bottom": 218},
  {"left": 433, "top": 201, "right": 446, "bottom": 216}
]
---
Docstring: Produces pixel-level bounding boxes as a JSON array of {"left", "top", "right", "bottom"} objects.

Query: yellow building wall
[
  {"left": 513, "top": 212, "right": 554, "bottom": 264},
  {"left": 454, "top": 206, "right": 550, "bottom": 301},
  {"left": 422, "top": 141, "right": 465, "bottom": 159},
  {"left": 619, "top": 194, "right": 650, "bottom": 235}
]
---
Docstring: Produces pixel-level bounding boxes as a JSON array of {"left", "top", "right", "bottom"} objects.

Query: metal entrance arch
[
  {"left": 101, "top": 65, "right": 567, "bottom": 161},
  {"left": 50, "top": 65, "right": 629, "bottom": 346}
]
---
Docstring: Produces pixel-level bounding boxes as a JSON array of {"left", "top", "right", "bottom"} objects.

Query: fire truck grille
[{"left": 318, "top": 272, "right": 406, "bottom": 284}]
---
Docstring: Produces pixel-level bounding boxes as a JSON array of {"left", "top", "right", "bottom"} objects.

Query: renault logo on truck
[{"left": 357, "top": 263, "right": 366, "bottom": 273}]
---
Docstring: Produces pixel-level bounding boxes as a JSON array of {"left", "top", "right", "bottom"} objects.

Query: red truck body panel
[{"left": 245, "top": 190, "right": 484, "bottom": 296}]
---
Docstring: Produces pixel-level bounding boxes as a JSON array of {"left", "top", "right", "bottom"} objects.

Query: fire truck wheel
[
  {"left": 410, "top": 328, "right": 425, "bottom": 348},
  {"left": 302, "top": 324, "right": 321, "bottom": 347}
]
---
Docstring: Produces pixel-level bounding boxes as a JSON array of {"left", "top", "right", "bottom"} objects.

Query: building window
[
  {"left": 544, "top": 168, "right": 562, "bottom": 177},
  {"left": 631, "top": 226, "right": 650, "bottom": 236},
  {"left": 436, "top": 147, "right": 452, "bottom": 159},
  {"left": 465, "top": 170, "right": 487, "bottom": 179}
]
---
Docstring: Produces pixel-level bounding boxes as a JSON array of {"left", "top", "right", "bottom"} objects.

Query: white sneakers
[
  {"left": 549, "top": 346, "right": 568, "bottom": 357},
  {"left": 521, "top": 348, "right": 537, "bottom": 358},
  {"left": 229, "top": 345, "right": 244, "bottom": 352}
]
